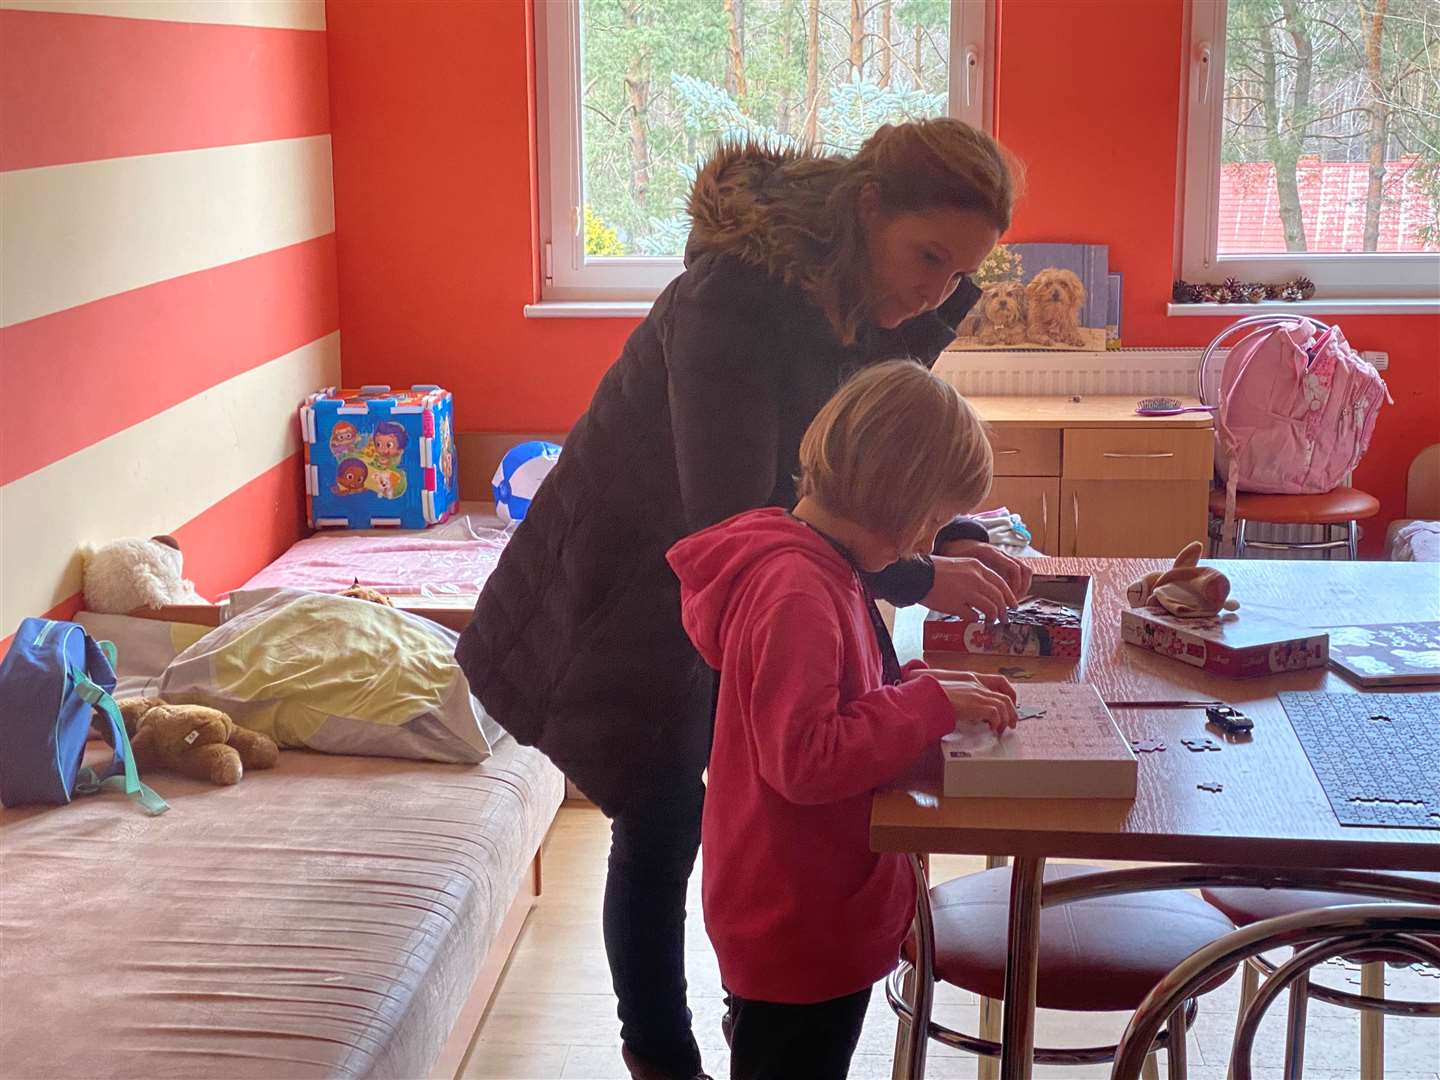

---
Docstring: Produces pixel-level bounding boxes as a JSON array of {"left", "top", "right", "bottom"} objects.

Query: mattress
[
  {"left": 0, "top": 736, "right": 564, "bottom": 1079},
  {"left": 236, "top": 503, "right": 512, "bottom": 601}
]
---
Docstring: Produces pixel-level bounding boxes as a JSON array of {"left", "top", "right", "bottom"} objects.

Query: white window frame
[
  {"left": 532, "top": 0, "right": 996, "bottom": 313},
  {"left": 1179, "top": 0, "right": 1439, "bottom": 302}
]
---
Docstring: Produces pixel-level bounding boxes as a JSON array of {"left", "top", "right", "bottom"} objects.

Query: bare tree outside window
[
  {"left": 580, "top": 0, "right": 951, "bottom": 257},
  {"left": 1220, "top": 0, "right": 1440, "bottom": 254}
]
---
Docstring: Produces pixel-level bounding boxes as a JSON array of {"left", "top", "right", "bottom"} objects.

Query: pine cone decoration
[
  {"left": 1293, "top": 276, "right": 1315, "bottom": 300},
  {"left": 1195, "top": 284, "right": 1218, "bottom": 303},
  {"left": 1172, "top": 279, "right": 1200, "bottom": 303},
  {"left": 1243, "top": 284, "right": 1268, "bottom": 304},
  {"left": 1214, "top": 286, "right": 1234, "bottom": 304},
  {"left": 1265, "top": 283, "right": 1284, "bottom": 300},
  {"left": 1280, "top": 284, "right": 1303, "bottom": 302},
  {"left": 1221, "top": 276, "right": 1242, "bottom": 294}
]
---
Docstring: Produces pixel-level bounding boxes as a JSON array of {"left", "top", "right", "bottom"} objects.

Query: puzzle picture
[
  {"left": 1325, "top": 622, "right": 1440, "bottom": 687},
  {"left": 925, "top": 575, "right": 1090, "bottom": 658}
]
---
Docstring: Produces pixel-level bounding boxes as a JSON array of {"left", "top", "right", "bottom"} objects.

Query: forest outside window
[
  {"left": 534, "top": 0, "right": 994, "bottom": 309},
  {"left": 1179, "top": 0, "right": 1440, "bottom": 302}
]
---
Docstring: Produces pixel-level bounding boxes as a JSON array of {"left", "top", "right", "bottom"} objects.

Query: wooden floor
[{"left": 460, "top": 805, "right": 1440, "bottom": 1080}]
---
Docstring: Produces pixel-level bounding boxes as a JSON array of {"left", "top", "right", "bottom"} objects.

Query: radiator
[{"left": 933, "top": 346, "right": 1212, "bottom": 398}]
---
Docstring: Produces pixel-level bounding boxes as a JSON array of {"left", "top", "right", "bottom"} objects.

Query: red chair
[{"left": 1208, "top": 487, "right": 1380, "bottom": 560}]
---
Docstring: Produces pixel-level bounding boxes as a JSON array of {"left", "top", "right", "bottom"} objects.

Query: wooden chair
[{"left": 1207, "top": 487, "right": 1380, "bottom": 560}]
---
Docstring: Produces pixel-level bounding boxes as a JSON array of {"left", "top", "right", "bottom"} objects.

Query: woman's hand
[
  {"left": 923, "top": 556, "right": 1019, "bottom": 621},
  {"left": 920, "top": 671, "right": 1019, "bottom": 735},
  {"left": 935, "top": 538, "right": 1033, "bottom": 598}
]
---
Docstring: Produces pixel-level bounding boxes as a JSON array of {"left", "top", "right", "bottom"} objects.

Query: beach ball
[{"left": 492, "top": 440, "right": 561, "bottom": 523}]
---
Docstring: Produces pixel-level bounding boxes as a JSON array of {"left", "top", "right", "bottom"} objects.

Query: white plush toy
[{"left": 81, "top": 535, "right": 208, "bottom": 613}]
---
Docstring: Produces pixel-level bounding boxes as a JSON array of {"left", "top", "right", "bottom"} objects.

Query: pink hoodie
[{"left": 667, "top": 507, "right": 953, "bottom": 1003}]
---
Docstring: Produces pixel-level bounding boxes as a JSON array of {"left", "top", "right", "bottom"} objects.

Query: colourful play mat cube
[{"left": 301, "top": 385, "right": 458, "bottom": 529}]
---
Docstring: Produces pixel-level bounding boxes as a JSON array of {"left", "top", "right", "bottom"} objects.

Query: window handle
[
  {"left": 1103, "top": 452, "right": 1175, "bottom": 459},
  {"left": 1197, "top": 42, "right": 1213, "bottom": 105},
  {"left": 964, "top": 46, "right": 980, "bottom": 109}
]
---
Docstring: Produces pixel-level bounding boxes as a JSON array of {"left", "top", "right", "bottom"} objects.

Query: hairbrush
[{"left": 1135, "top": 396, "right": 1217, "bottom": 416}]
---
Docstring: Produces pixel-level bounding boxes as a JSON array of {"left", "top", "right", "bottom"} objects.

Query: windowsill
[
  {"left": 1167, "top": 298, "right": 1438, "bottom": 317},
  {"left": 524, "top": 301, "right": 653, "bottom": 318}
]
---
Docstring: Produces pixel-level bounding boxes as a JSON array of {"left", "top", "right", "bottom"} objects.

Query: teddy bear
[
  {"left": 339, "top": 579, "right": 394, "bottom": 606},
  {"left": 1126, "top": 541, "right": 1240, "bottom": 619},
  {"left": 116, "top": 698, "right": 279, "bottom": 786},
  {"left": 81, "top": 535, "right": 207, "bottom": 613}
]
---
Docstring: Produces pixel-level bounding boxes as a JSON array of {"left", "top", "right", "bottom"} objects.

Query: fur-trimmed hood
[{"left": 686, "top": 141, "right": 844, "bottom": 306}]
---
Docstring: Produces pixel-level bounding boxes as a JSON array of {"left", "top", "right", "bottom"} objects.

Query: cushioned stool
[
  {"left": 1208, "top": 487, "right": 1380, "bottom": 560},
  {"left": 1203, "top": 873, "right": 1440, "bottom": 1080},
  {"left": 890, "top": 864, "right": 1235, "bottom": 1078}
]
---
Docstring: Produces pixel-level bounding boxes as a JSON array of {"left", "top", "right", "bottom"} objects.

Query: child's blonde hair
[{"left": 798, "top": 360, "right": 993, "bottom": 543}]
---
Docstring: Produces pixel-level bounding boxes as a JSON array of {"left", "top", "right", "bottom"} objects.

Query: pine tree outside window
[{"left": 533, "top": 0, "right": 994, "bottom": 310}]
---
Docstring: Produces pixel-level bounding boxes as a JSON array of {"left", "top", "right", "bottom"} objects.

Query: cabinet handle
[
  {"left": 1103, "top": 451, "right": 1175, "bottom": 459},
  {"left": 1072, "top": 491, "right": 1080, "bottom": 555},
  {"left": 994, "top": 449, "right": 1021, "bottom": 456},
  {"left": 1040, "top": 490, "right": 1049, "bottom": 552}
]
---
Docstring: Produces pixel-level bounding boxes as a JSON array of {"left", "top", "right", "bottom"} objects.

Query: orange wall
[{"left": 325, "top": 0, "right": 1438, "bottom": 552}]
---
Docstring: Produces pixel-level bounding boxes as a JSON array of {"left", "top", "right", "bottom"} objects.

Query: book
[
  {"left": 1106, "top": 271, "right": 1123, "bottom": 349},
  {"left": 925, "top": 575, "right": 1089, "bottom": 658},
  {"left": 1326, "top": 622, "right": 1440, "bottom": 687},
  {"left": 941, "top": 683, "right": 1136, "bottom": 799},
  {"left": 1120, "top": 606, "right": 1329, "bottom": 678}
]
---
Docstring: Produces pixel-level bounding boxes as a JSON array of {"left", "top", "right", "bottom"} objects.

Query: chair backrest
[
  {"left": 1406, "top": 443, "right": 1440, "bottom": 521},
  {"left": 1198, "top": 315, "right": 1391, "bottom": 551}
]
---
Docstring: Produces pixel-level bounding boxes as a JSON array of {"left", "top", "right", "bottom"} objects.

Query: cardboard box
[
  {"left": 1121, "top": 606, "right": 1328, "bottom": 678},
  {"left": 924, "top": 575, "right": 1090, "bottom": 658},
  {"left": 941, "top": 683, "right": 1136, "bottom": 799}
]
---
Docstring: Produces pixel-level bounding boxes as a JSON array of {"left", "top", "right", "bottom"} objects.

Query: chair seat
[
  {"left": 903, "top": 864, "right": 1235, "bottom": 1012},
  {"left": 1203, "top": 872, "right": 1440, "bottom": 965},
  {"left": 1208, "top": 487, "right": 1380, "bottom": 524}
]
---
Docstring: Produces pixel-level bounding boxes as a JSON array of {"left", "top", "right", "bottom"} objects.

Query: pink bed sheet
[{"left": 235, "top": 531, "right": 510, "bottom": 600}]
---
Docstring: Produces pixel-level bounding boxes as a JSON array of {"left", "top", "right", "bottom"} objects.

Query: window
[
  {"left": 534, "top": 0, "right": 995, "bottom": 309},
  {"left": 1180, "top": 0, "right": 1440, "bottom": 302}
]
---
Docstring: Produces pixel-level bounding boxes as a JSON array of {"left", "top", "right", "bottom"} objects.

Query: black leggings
[
  {"left": 727, "top": 986, "right": 872, "bottom": 1080},
  {"left": 603, "top": 772, "right": 707, "bottom": 1075}
]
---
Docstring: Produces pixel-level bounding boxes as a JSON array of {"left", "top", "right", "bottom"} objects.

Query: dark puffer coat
[{"left": 457, "top": 144, "right": 983, "bottom": 815}]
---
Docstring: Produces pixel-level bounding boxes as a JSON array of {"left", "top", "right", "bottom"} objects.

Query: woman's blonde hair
[
  {"left": 797, "top": 360, "right": 993, "bottom": 544},
  {"left": 740, "top": 119, "right": 1021, "bottom": 344}
]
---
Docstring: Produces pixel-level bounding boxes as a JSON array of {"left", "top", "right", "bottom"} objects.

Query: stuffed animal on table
[
  {"left": 81, "top": 535, "right": 207, "bottom": 613},
  {"left": 1127, "top": 541, "right": 1240, "bottom": 618},
  {"left": 116, "top": 699, "right": 279, "bottom": 786}
]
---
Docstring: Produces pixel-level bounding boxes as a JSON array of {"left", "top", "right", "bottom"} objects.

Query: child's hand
[
  {"left": 925, "top": 672, "right": 1019, "bottom": 735},
  {"left": 925, "top": 557, "right": 1019, "bottom": 621}
]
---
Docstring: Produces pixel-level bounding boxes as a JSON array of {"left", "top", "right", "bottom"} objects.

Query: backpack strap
[{"left": 70, "top": 666, "right": 169, "bottom": 816}]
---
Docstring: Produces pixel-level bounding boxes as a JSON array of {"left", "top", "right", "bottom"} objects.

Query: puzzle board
[
  {"left": 1280, "top": 692, "right": 1440, "bottom": 830},
  {"left": 1326, "top": 622, "right": 1440, "bottom": 687}
]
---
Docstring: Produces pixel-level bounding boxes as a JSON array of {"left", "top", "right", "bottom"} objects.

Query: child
[{"left": 666, "top": 360, "right": 1019, "bottom": 1080}]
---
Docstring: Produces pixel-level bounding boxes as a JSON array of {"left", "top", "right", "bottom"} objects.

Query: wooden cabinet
[{"left": 971, "top": 396, "right": 1214, "bottom": 558}]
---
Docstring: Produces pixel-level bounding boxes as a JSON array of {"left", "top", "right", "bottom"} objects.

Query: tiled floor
[{"left": 462, "top": 805, "right": 1440, "bottom": 1080}]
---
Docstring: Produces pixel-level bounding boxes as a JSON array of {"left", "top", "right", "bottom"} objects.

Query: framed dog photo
[{"left": 952, "top": 242, "right": 1111, "bottom": 352}]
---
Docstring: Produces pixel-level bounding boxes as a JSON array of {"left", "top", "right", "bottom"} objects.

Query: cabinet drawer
[
  {"left": 978, "top": 476, "right": 1060, "bottom": 554},
  {"left": 987, "top": 428, "right": 1061, "bottom": 476},
  {"left": 1063, "top": 428, "right": 1214, "bottom": 480}
]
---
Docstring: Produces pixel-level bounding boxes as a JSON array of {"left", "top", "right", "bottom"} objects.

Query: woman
[{"left": 458, "top": 118, "right": 1025, "bottom": 1080}]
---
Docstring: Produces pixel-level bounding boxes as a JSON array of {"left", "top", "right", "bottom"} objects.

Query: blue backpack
[{"left": 0, "top": 617, "right": 167, "bottom": 814}]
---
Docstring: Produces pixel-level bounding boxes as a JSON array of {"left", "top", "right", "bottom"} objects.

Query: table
[{"left": 873, "top": 556, "right": 1440, "bottom": 1079}]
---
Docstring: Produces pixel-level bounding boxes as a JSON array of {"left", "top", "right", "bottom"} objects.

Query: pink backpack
[{"left": 1199, "top": 315, "right": 1390, "bottom": 550}]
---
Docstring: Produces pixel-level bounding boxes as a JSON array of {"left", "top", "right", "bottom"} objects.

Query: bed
[{"left": 2, "top": 601, "right": 564, "bottom": 1079}]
